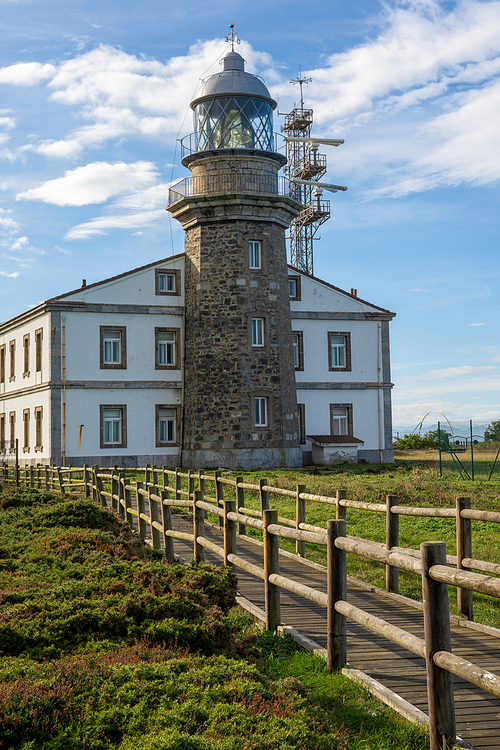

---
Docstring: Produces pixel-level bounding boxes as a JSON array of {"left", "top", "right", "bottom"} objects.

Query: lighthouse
[{"left": 168, "top": 37, "right": 302, "bottom": 470}]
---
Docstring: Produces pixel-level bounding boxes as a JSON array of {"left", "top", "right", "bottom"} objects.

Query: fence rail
[{"left": 3, "top": 462, "right": 500, "bottom": 749}]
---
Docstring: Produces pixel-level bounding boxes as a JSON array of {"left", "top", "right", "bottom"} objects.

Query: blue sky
[{"left": 0, "top": 0, "right": 498, "bottom": 435}]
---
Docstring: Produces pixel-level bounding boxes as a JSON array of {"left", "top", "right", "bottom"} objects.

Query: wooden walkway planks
[{"left": 169, "top": 515, "right": 500, "bottom": 750}]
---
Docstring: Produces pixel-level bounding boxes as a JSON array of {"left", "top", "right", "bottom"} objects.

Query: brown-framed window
[
  {"left": 0, "top": 413, "right": 5, "bottom": 452},
  {"left": 0, "top": 344, "right": 5, "bottom": 385},
  {"left": 9, "top": 411, "right": 15, "bottom": 451},
  {"left": 292, "top": 331, "right": 304, "bottom": 370},
  {"left": 288, "top": 275, "right": 301, "bottom": 301},
  {"left": 245, "top": 232, "right": 266, "bottom": 272},
  {"left": 155, "top": 268, "right": 181, "bottom": 296},
  {"left": 34, "top": 406, "right": 43, "bottom": 451},
  {"left": 156, "top": 404, "right": 181, "bottom": 447},
  {"left": 100, "top": 405, "right": 127, "bottom": 448},
  {"left": 330, "top": 403, "right": 353, "bottom": 436},
  {"left": 251, "top": 391, "right": 273, "bottom": 429},
  {"left": 155, "top": 328, "right": 181, "bottom": 370},
  {"left": 35, "top": 328, "right": 43, "bottom": 373},
  {"left": 328, "top": 332, "right": 351, "bottom": 371},
  {"left": 23, "top": 334, "right": 30, "bottom": 377},
  {"left": 100, "top": 326, "right": 127, "bottom": 370},
  {"left": 9, "top": 340, "right": 15, "bottom": 381},
  {"left": 298, "top": 404, "right": 306, "bottom": 444},
  {"left": 23, "top": 408, "right": 30, "bottom": 452},
  {"left": 251, "top": 317, "right": 265, "bottom": 347}
]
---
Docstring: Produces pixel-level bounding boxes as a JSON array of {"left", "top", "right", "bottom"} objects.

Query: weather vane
[
  {"left": 225, "top": 24, "right": 240, "bottom": 50},
  {"left": 291, "top": 68, "right": 312, "bottom": 110}
]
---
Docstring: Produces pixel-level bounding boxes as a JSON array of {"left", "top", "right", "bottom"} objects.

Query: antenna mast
[{"left": 283, "top": 73, "right": 340, "bottom": 275}]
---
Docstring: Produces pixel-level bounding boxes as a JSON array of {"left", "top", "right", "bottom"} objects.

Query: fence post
[
  {"left": 124, "top": 480, "right": 133, "bottom": 530},
  {"left": 456, "top": 497, "right": 473, "bottom": 621},
  {"left": 296, "top": 484, "right": 306, "bottom": 557},
  {"left": 215, "top": 471, "right": 224, "bottom": 528},
  {"left": 421, "top": 541, "right": 456, "bottom": 750},
  {"left": 236, "top": 475, "right": 245, "bottom": 535},
  {"left": 137, "top": 481, "right": 146, "bottom": 541},
  {"left": 327, "top": 519, "right": 347, "bottom": 672},
  {"left": 95, "top": 468, "right": 104, "bottom": 507},
  {"left": 148, "top": 484, "right": 160, "bottom": 550},
  {"left": 144, "top": 464, "right": 150, "bottom": 490},
  {"left": 336, "top": 489, "right": 347, "bottom": 521},
  {"left": 118, "top": 471, "right": 126, "bottom": 520},
  {"left": 187, "top": 470, "right": 195, "bottom": 505},
  {"left": 175, "top": 468, "right": 182, "bottom": 504},
  {"left": 193, "top": 490, "right": 205, "bottom": 562},
  {"left": 386, "top": 495, "right": 399, "bottom": 594},
  {"left": 44, "top": 465, "right": 49, "bottom": 492},
  {"left": 111, "top": 466, "right": 118, "bottom": 511},
  {"left": 263, "top": 509, "right": 280, "bottom": 632},
  {"left": 161, "top": 488, "right": 175, "bottom": 563},
  {"left": 57, "top": 467, "right": 65, "bottom": 496},
  {"left": 83, "top": 464, "right": 90, "bottom": 498},
  {"left": 224, "top": 498, "right": 236, "bottom": 566},
  {"left": 259, "top": 477, "right": 269, "bottom": 514}
]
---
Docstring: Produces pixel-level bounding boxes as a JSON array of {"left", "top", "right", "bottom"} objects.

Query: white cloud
[
  {"left": 416, "top": 365, "right": 498, "bottom": 380},
  {"left": 16, "top": 161, "right": 159, "bottom": 206},
  {"left": 0, "top": 62, "right": 55, "bottom": 86},
  {"left": 468, "top": 322, "right": 487, "bottom": 327},
  {"left": 64, "top": 182, "right": 171, "bottom": 239},
  {"left": 0, "top": 270, "right": 19, "bottom": 278}
]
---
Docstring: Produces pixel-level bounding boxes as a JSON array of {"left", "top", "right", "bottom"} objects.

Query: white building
[{"left": 0, "top": 254, "right": 395, "bottom": 468}]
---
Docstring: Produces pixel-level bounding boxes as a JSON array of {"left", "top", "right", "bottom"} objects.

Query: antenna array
[{"left": 283, "top": 77, "right": 345, "bottom": 276}]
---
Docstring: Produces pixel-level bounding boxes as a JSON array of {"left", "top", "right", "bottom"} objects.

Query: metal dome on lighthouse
[{"left": 183, "top": 27, "right": 280, "bottom": 161}]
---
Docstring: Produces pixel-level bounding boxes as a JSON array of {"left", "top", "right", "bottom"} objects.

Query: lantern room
[{"left": 191, "top": 50, "right": 276, "bottom": 154}]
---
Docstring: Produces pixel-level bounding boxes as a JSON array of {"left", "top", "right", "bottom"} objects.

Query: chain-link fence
[{"left": 438, "top": 420, "right": 500, "bottom": 481}]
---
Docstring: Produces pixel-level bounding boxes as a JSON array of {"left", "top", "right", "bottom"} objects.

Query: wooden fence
[{"left": 3, "top": 463, "right": 500, "bottom": 749}]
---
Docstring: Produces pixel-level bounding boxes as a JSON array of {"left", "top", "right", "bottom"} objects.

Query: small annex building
[{"left": 0, "top": 254, "right": 395, "bottom": 468}]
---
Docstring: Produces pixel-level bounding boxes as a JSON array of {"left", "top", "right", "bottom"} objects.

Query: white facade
[{"left": 0, "top": 254, "right": 395, "bottom": 467}]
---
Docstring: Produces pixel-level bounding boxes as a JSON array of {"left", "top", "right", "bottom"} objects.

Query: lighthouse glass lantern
[{"left": 193, "top": 51, "right": 275, "bottom": 153}]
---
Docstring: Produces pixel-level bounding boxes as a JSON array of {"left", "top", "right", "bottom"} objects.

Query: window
[
  {"left": 298, "top": 404, "right": 306, "bottom": 444},
  {"left": 155, "top": 268, "right": 181, "bottom": 296},
  {"left": 292, "top": 331, "right": 304, "bottom": 371},
  {"left": 330, "top": 404, "right": 353, "bottom": 436},
  {"left": 288, "top": 275, "right": 301, "bottom": 300},
  {"left": 0, "top": 345, "right": 5, "bottom": 385},
  {"left": 248, "top": 240, "right": 261, "bottom": 269},
  {"left": 328, "top": 332, "right": 351, "bottom": 371},
  {"left": 254, "top": 397, "right": 268, "bottom": 427},
  {"left": 100, "top": 405, "right": 127, "bottom": 448},
  {"left": 155, "top": 328, "right": 180, "bottom": 370},
  {"left": 35, "top": 407, "right": 43, "bottom": 451},
  {"left": 23, "top": 408, "right": 29, "bottom": 452},
  {"left": 0, "top": 414, "right": 5, "bottom": 452},
  {"left": 9, "top": 411, "right": 15, "bottom": 451},
  {"left": 251, "top": 318, "right": 264, "bottom": 347},
  {"left": 23, "top": 334, "right": 30, "bottom": 377},
  {"left": 100, "top": 327, "right": 126, "bottom": 370},
  {"left": 156, "top": 404, "right": 180, "bottom": 446},
  {"left": 9, "top": 340, "right": 15, "bottom": 381},
  {"left": 35, "top": 329, "right": 43, "bottom": 373}
]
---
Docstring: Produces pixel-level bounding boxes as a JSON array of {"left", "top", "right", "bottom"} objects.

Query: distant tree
[
  {"left": 484, "top": 420, "right": 500, "bottom": 442},
  {"left": 395, "top": 429, "right": 450, "bottom": 450},
  {"left": 395, "top": 433, "right": 423, "bottom": 449},
  {"left": 422, "top": 428, "right": 450, "bottom": 449}
]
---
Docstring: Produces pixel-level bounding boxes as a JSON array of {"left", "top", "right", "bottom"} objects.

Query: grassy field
[{"left": 0, "top": 486, "right": 430, "bottom": 750}]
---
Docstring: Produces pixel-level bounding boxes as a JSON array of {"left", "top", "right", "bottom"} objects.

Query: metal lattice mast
[{"left": 283, "top": 75, "right": 330, "bottom": 276}]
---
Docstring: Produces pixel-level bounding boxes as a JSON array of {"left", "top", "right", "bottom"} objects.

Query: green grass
[{"left": 0, "top": 485, "right": 431, "bottom": 750}]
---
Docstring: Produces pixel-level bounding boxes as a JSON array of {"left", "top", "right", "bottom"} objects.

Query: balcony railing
[{"left": 168, "top": 174, "right": 295, "bottom": 206}]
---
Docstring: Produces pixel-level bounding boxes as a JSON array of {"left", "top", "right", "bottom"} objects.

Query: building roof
[
  {"left": 307, "top": 435, "right": 365, "bottom": 445},
  {"left": 47, "top": 253, "right": 185, "bottom": 303},
  {"left": 288, "top": 264, "right": 396, "bottom": 316}
]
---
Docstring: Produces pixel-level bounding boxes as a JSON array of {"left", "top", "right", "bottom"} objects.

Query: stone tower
[{"left": 168, "top": 48, "right": 302, "bottom": 470}]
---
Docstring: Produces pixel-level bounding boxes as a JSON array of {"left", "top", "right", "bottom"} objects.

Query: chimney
[
  {"left": 82, "top": 279, "right": 86, "bottom": 287},
  {"left": 350, "top": 288, "right": 357, "bottom": 297}
]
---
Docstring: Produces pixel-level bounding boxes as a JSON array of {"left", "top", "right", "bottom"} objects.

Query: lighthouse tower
[{"left": 168, "top": 41, "right": 302, "bottom": 469}]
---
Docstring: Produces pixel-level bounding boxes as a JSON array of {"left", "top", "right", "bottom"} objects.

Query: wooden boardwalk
[{"left": 170, "top": 515, "right": 500, "bottom": 750}]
